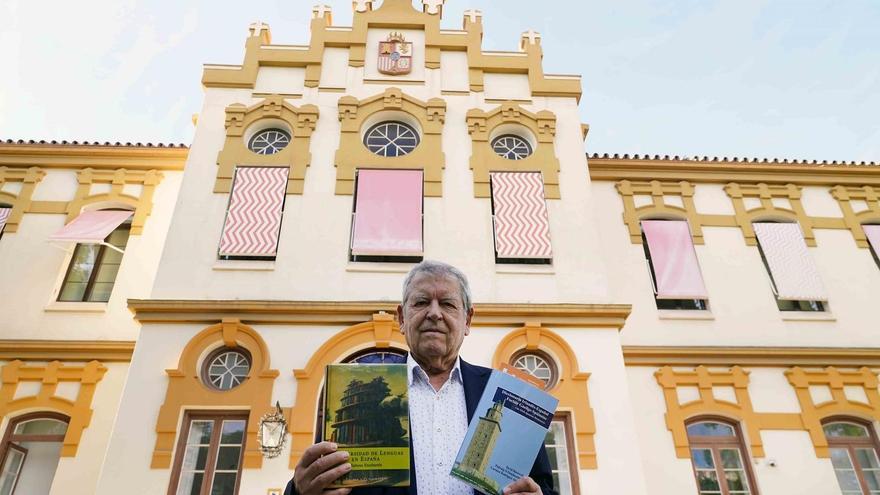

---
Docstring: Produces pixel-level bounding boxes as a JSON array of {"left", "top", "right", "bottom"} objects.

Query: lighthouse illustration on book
[{"left": 452, "top": 399, "right": 505, "bottom": 494}]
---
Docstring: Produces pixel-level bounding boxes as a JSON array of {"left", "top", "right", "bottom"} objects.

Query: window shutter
[
  {"left": 490, "top": 172, "right": 552, "bottom": 260},
  {"left": 218, "top": 167, "right": 289, "bottom": 258},
  {"left": 753, "top": 222, "right": 827, "bottom": 301},
  {"left": 864, "top": 225, "right": 880, "bottom": 257},
  {"left": 641, "top": 220, "right": 708, "bottom": 299},
  {"left": 0, "top": 207, "right": 10, "bottom": 235},
  {"left": 48, "top": 210, "right": 133, "bottom": 243},
  {"left": 351, "top": 169, "right": 423, "bottom": 256}
]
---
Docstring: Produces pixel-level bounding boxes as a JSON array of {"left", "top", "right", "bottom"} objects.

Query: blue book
[{"left": 450, "top": 368, "right": 559, "bottom": 495}]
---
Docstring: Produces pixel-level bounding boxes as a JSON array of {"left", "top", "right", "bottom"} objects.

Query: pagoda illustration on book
[{"left": 324, "top": 364, "right": 410, "bottom": 488}]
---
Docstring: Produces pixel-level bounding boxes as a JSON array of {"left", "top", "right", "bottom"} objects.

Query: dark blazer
[{"left": 285, "top": 359, "right": 558, "bottom": 495}]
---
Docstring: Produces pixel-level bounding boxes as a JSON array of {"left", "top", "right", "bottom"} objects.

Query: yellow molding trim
[
  {"left": 127, "top": 299, "right": 632, "bottom": 329},
  {"left": 786, "top": 367, "right": 880, "bottom": 458},
  {"left": 0, "top": 340, "right": 134, "bottom": 362},
  {"left": 201, "top": 2, "right": 581, "bottom": 101},
  {"left": 335, "top": 88, "right": 446, "bottom": 196},
  {"left": 151, "top": 319, "right": 279, "bottom": 470},
  {"left": 214, "top": 95, "right": 319, "bottom": 194},
  {"left": 724, "top": 182, "right": 817, "bottom": 247},
  {"left": 466, "top": 102, "right": 560, "bottom": 199},
  {"left": 0, "top": 166, "right": 45, "bottom": 233},
  {"left": 589, "top": 157, "right": 880, "bottom": 186},
  {"left": 492, "top": 324, "right": 597, "bottom": 469},
  {"left": 288, "top": 312, "right": 407, "bottom": 468},
  {"left": 0, "top": 360, "right": 107, "bottom": 457},
  {"left": 0, "top": 143, "right": 187, "bottom": 171},
  {"left": 831, "top": 186, "right": 880, "bottom": 248},
  {"left": 655, "top": 365, "right": 803, "bottom": 458},
  {"left": 623, "top": 346, "right": 880, "bottom": 367}
]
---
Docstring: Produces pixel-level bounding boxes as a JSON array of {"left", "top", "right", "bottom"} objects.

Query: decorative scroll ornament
[
  {"left": 378, "top": 32, "right": 412, "bottom": 75},
  {"left": 258, "top": 401, "right": 288, "bottom": 458}
]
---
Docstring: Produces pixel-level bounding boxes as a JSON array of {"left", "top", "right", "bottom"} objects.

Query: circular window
[
  {"left": 513, "top": 351, "right": 558, "bottom": 389},
  {"left": 492, "top": 134, "right": 533, "bottom": 160},
  {"left": 248, "top": 128, "right": 291, "bottom": 155},
  {"left": 364, "top": 121, "right": 420, "bottom": 157},
  {"left": 346, "top": 349, "right": 408, "bottom": 364},
  {"left": 204, "top": 348, "right": 251, "bottom": 390}
]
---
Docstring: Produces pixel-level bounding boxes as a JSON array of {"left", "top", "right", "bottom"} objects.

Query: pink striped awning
[
  {"left": 641, "top": 220, "right": 708, "bottom": 299},
  {"left": 864, "top": 225, "right": 880, "bottom": 256},
  {"left": 351, "top": 169, "right": 423, "bottom": 256},
  {"left": 218, "top": 167, "right": 289, "bottom": 257},
  {"left": 0, "top": 207, "right": 10, "bottom": 235},
  {"left": 48, "top": 210, "right": 132, "bottom": 243},
  {"left": 491, "top": 172, "right": 552, "bottom": 259},
  {"left": 753, "top": 222, "right": 827, "bottom": 301}
]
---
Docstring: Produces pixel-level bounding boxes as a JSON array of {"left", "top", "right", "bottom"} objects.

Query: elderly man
[{"left": 287, "top": 260, "right": 556, "bottom": 495}]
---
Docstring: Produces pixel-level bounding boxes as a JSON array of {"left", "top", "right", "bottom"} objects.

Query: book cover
[
  {"left": 451, "top": 368, "right": 559, "bottom": 495},
  {"left": 323, "top": 363, "right": 410, "bottom": 488}
]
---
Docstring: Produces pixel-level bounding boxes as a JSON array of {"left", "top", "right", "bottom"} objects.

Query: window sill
[
  {"left": 781, "top": 311, "right": 836, "bottom": 322},
  {"left": 495, "top": 265, "right": 555, "bottom": 275},
  {"left": 658, "top": 310, "right": 715, "bottom": 321},
  {"left": 212, "top": 260, "right": 276, "bottom": 271},
  {"left": 44, "top": 301, "right": 108, "bottom": 313},
  {"left": 346, "top": 262, "right": 413, "bottom": 273}
]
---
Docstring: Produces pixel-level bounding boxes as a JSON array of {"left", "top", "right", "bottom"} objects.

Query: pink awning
[
  {"left": 351, "top": 169, "right": 423, "bottom": 256},
  {"left": 864, "top": 225, "right": 880, "bottom": 256},
  {"left": 753, "top": 222, "right": 827, "bottom": 301},
  {"left": 219, "top": 167, "right": 289, "bottom": 257},
  {"left": 48, "top": 210, "right": 132, "bottom": 243},
  {"left": 0, "top": 207, "right": 10, "bottom": 235},
  {"left": 491, "top": 172, "right": 552, "bottom": 259},
  {"left": 642, "top": 220, "right": 708, "bottom": 299}
]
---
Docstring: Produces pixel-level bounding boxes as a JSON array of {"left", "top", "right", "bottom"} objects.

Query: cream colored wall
[
  {"left": 0, "top": 169, "right": 182, "bottom": 341},
  {"left": 626, "top": 366, "right": 846, "bottom": 495},
  {"left": 592, "top": 180, "right": 880, "bottom": 347},
  {"left": 255, "top": 67, "right": 306, "bottom": 95},
  {"left": 151, "top": 63, "right": 614, "bottom": 305},
  {"left": 97, "top": 322, "right": 646, "bottom": 495}
]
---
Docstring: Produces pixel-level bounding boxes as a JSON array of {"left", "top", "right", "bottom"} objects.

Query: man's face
[{"left": 397, "top": 272, "right": 473, "bottom": 372}]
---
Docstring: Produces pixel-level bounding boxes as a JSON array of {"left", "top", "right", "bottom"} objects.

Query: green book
[{"left": 324, "top": 363, "right": 410, "bottom": 488}]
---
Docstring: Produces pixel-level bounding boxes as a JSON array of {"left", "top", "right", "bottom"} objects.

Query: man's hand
[
  {"left": 503, "top": 476, "right": 543, "bottom": 495},
  {"left": 293, "top": 441, "right": 352, "bottom": 495}
]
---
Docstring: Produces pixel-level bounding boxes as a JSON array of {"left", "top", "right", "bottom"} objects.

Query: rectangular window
[
  {"left": 350, "top": 169, "right": 423, "bottom": 262},
  {"left": 169, "top": 412, "right": 247, "bottom": 495},
  {"left": 490, "top": 172, "right": 552, "bottom": 264},
  {"left": 641, "top": 220, "right": 709, "bottom": 310},
  {"left": 543, "top": 413, "right": 579, "bottom": 495},
  {"left": 218, "top": 166, "right": 289, "bottom": 260},
  {"left": 864, "top": 225, "right": 880, "bottom": 270},
  {"left": 752, "top": 222, "right": 827, "bottom": 312},
  {"left": 57, "top": 219, "right": 131, "bottom": 303},
  {"left": 0, "top": 207, "right": 10, "bottom": 240}
]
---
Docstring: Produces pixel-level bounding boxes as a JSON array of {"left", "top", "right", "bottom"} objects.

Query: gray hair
[{"left": 401, "top": 260, "right": 473, "bottom": 312}]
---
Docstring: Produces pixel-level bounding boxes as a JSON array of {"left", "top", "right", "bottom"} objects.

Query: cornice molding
[
  {"left": 623, "top": 346, "right": 880, "bottom": 368},
  {"left": 0, "top": 143, "right": 188, "bottom": 171},
  {"left": 0, "top": 340, "right": 135, "bottom": 362},
  {"left": 128, "top": 299, "right": 631, "bottom": 329},
  {"left": 588, "top": 157, "right": 880, "bottom": 187}
]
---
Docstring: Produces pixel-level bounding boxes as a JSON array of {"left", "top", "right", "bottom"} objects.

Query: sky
[{"left": 1, "top": 0, "right": 878, "bottom": 162}]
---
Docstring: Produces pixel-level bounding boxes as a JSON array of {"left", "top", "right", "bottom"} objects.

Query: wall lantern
[{"left": 258, "top": 401, "right": 287, "bottom": 458}]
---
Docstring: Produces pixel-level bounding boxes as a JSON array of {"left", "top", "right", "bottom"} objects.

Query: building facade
[{"left": 1, "top": 1, "right": 880, "bottom": 495}]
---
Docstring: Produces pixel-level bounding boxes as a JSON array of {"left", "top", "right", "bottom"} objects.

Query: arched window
[
  {"left": 201, "top": 347, "right": 252, "bottom": 391},
  {"left": 823, "top": 419, "right": 880, "bottom": 495},
  {"left": 247, "top": 128, "right": 291, "bottom": 155},
  {"left": 511, "top": 350, "right": 558, "bottom": 390},
  {"left": 363, "top": 121, "right": 420, "bottom": 157},
  {"left": 0, "top": 204, "right": 12, "bottom": 240},
  {"left": 686, "top": 419, "right": 758, "bottom": 495},
  {"left": 491, "top": 134, "right": 533, "bottom": 160},
  {"left": 57, "top": 210, "right": 132, "bottom": 303},
  {"left": 0, "top": 413, "right": 69, "bottom": 495}
]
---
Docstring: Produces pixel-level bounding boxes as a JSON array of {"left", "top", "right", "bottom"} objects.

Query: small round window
[
  {"left": 248, "top": 128, "right": 291, "bottom": 155},
  {"left": 513, "top": 351, "right": 558, "bottom": 389},
  {"left": 492, "top": 134, "right": 533, "bottom": 160},
  {"left": 364, "top": 121, "right": 420, "bottom": 157},
  {"left": 204, "top": 348, "right": 251, "bottom": 390}
]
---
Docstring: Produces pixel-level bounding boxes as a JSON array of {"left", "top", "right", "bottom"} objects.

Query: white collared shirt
[{"left": 407, "top": 354, "right": 473, "bottom": 495}]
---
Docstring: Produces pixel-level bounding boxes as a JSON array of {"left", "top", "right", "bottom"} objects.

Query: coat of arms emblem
[{"left": 378, "top": 32, "right": 412, "bottom": 76}]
